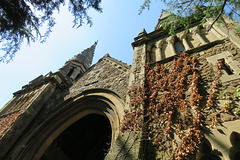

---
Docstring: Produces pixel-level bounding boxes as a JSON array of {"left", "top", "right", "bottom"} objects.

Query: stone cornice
[
  {"left": 150, "top": 38, "right": 227, "bottom": 66},
  {"left": 132, "top": 21, "right": 201, "bottom": 48}
]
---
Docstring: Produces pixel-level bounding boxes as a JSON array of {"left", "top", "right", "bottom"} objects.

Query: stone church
[{"left": 0, "top": 11, "right": 240, "bottom": 160}]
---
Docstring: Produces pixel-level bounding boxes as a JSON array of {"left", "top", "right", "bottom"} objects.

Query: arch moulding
[{"left": 13, "top": 89, "right": 125, "bottom": 160}]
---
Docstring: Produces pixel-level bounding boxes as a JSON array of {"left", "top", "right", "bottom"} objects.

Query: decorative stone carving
[
  {"left": 147, "top": 44, "right": 157, "bottom": 63},
  {"left": 156, "top": 40, "right": 165, "bottom": 60},
  {"left": 192, "top": 28, "right": 207, "bottom": 45},
  {"left": 205, "top": 24, "right": 224, "bottom": 39},
  {"left": 178, "top": 32, "right": 191, "bottom": 50},
  {"left": 166, "top": 36, "right": 177, "bottom": 55},
  {"left": 206, "top": 51, "right": 240, "bottom": 82}
]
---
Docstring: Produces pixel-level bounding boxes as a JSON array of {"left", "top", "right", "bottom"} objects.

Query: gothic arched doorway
[
  {"left": 42, "top": 114, "right": 112, "bottom": 160},
  {"left": 10, "top": 89, "right": 125, "bottom": 160}
]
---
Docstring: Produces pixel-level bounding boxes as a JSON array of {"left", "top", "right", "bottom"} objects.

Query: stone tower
[
  {"left": 60, "top": 41, "right": 97, "bottom": 82},
  {"left": 0, "top": 11, "right": 240, "bottom": 160}
]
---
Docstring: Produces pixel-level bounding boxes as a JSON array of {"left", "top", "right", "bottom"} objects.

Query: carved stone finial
[
  {"left": 138, "top": 28, "right": 147, "bottom": 37},
  {"left": 155, "top": 10, "right": 172, "bottom": 30},
  {"left": 104, "top": 53, "right": 110, "bottom": 58},
  {"left": 156, "top": 39, "right": 166, "bottom": 49},
  {"left": 178, "top": 32, "right": 187, "bottom": 40},
  {"left": 166, "top": 36, "right": 175, "bottom": 44},
  {"left": 159, "top": 10, "right": 171, "bottom": 20}
]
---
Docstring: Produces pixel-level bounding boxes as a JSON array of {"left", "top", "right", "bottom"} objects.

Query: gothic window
[
  {"left": 149, "top": 45, "right": 157, "bottom": 63},
  {"left": 217, "top": 58, "right": 233, "bottom": 75},
  {"left": 67, "top": 67, "right": 75, "bottom": 77},
  {"left": 206, "top": 51, "right": 240, "bottom": 82},
  {"left": 174, "top": 39, "right": 185, "bottom": 54},
  {"left": 161, "top": 43, "right": 167, "bottom": 59},
  {"left": 42, "top": 114, "right": 112, "bottom": 160}
]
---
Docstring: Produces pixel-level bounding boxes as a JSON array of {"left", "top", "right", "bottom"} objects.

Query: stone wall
[
  {"left": 65, "top": 55, "right": 130, "bottom": 101},
  {"left": 146, "top": 23, "right": 225, "bottom": 63},
  {"left": 0, "top": 82, "right": 56, "bottom": 159},
  {"left": 147, "top": 40, "right": 240, "bottom": 159},
  {"left": 128, "top": 44, "right": 146, "bottom": 89},
  {"left": 153, "top": 41, "right": 240, "bottom": 124}
]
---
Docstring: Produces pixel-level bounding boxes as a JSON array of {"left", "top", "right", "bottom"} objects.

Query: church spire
[
  {"left": 67, "top": 41, "right": 97, "bottom": 69},
  {"left": 59, "top": 41, "right": 98, "bottom": 84}
]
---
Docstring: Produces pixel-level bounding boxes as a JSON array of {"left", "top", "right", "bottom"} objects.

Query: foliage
[
  {"left": 215, "top": 60, "right": 240, "bottom": 116},
  {"left": 221, "top": 88, "right": 240, "bottom": 116},
  {"left": 120, "top": 52, "right": 232, "bottom": 159},
  {"left": 141, "top": 0, "right": 240, "bottom": 34},
  {"left": 0, "top": 0, "right": 102, "bottom": 63},
  {"left": 160, "top": 5, "right": 224, "bottom": 34},
  {"left": 121, "top": 53, "right": 205, "bottom": 159},
  {"left": 234, "top": 88, "right": 240, "bottom": 99},
  {"left": 139, "top": 0, "right": 151, "bottom": 14}
]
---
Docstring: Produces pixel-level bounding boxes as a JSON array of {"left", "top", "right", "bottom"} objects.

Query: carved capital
[
  {"left": 156, "top": 39, "right": 165, "bottom": 48},
  {"left": 191, "top": 26, "right": 200, "bottom": 35},
  {"left": 147, "top": 44, "right": 157, "bottom": 52},
  {"left": 178, "top": 32, "right": 187, "bottom": 40},
  {"left": 192, "top": 29, "right": 198, "bottom": 35},
  {"left": 147, "top": 45, "right": 152, "bottom": 52},
  {"left": 166, "top": 36, "right": 175, "bottom": 44}
]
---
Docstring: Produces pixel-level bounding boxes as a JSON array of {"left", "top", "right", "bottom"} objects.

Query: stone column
[
  {"left": 166, "top": 36, "right": 176, "bottom": 55},
  {"left": 155, "top": 46, "right": 161, "bottom": 62},
  {"left": 193, "top": 29, "right": 206, "bottom": 45},
  {"left": 156, "top": 40, "right": 164, "bottom": 61},
  {"left": 179, "top": 32, "right": 190, "bottom": 50}
]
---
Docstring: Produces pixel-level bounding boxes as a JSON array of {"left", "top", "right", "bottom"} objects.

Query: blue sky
[{"left": 0, "top": 0, "right": 166, "bottom": 108}]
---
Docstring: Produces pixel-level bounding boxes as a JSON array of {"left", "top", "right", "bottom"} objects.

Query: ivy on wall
[{"left": 121, "top": 53, "right": 230, "bottom": 159}]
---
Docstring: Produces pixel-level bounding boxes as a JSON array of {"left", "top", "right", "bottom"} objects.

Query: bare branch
[
  {"left": 207, "top": 0, "right": 227, "bottom": 32},
  {"left": 178, "top": 0, "right": 194, "bottom": 16}
]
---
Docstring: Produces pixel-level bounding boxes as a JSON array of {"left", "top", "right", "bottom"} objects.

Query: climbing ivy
[{"left": 121, "top": 52, "right": 226, "bottom": 159}]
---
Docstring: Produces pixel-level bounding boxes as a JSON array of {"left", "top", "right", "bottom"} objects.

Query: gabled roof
[
  {"left": 159, "top": 10, "right": 171, "bottom": 20},
  {"left": 155, "top": 10, "right": 171, "bottom": 30},
  {"left": 65, "top": 53, "right": 130, "bottom": 100},
  {"left": 101, "top": 53, "right": 130, "bottom": 69}
]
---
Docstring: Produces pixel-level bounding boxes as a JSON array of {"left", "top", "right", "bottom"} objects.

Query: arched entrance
[
  {"left": 42, "top": 114, "right": 112, "bottom": 160},
  {"left": 12, "top": 89, "right": 125, "bottom": 160}
]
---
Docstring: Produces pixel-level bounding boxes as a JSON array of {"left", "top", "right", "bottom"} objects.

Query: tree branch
[
  {"left": 207, "top": 0, "right": 227, "bottom": 32},
  {"left": 178, "top": 0, "right": 193, "bottom": 16},
  {"left": 226, "top": 4, "right": 240, "bottom": 17}
]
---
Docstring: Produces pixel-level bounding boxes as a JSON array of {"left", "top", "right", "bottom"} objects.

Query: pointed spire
[
  {"left": 67, "top": 41, "right": 97, "bottom": 69},
  {"left": 138, "top": 28, "right": 147, "bottom": 37},
  {"left": 159, "top": 10, "right": 171, "bottom": 21},
  {"left": 155, "top": 10, "right": 172, "bottom": 30}
]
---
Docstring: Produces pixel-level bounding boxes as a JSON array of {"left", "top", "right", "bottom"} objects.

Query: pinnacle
[
  {"left": 159, "top": 9, "right": 171, "bottom": 20},
  {"left": 155, "top": 10, "right": 172, "bottom": 30},
  {"left": 67, "top": 41, "right": 97, "bottom": 69},
  {"left": 138, "top": 28, "right": 147, "bottom": 36}
]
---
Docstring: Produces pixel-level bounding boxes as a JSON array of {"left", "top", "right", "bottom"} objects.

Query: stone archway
[
  {"left": 12, "top": 89, "right": 124, "bottom": 160},
  {"left": 42, "top": 114, "right": 112, "bottom": 160}
]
